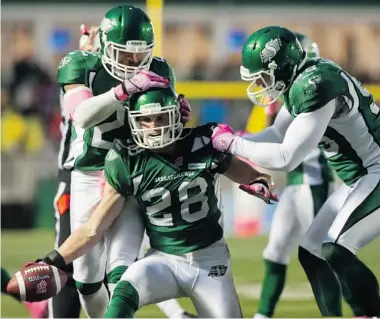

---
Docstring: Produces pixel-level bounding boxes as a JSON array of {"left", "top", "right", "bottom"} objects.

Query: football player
[
  {"left": 34, "top": 87, "right": 277, "bottom": 318},
  {"left": 56, "top": 5, "right": 191, "bottom": 317},
  {"left": 53, "top": 21, "right": 194, "bottom": 318},
  {"left": 48, "top": 24, "right": 99, "bottom": 319},
  {"left": 248, "top": 32, "right": 335, "bottom": 319},
  {"left": 212, "top": 26, "right": 380, "bottom": 316}
]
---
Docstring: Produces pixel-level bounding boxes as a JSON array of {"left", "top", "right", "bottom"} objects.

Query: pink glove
[
  {"left": 79, "top": 24, "right": 99, "bottom": 52},
  {"left": 178, "top": 94, "right": 191, "bottom": 124},
  {"left": 114, "top": 70, "right": 170, "bottom": 102},
  {"left": 239, "top": 181, "right": 278, "bottom": 204},
  {"left": 211, "top": 124, "right": 236, "bottom": 153}
]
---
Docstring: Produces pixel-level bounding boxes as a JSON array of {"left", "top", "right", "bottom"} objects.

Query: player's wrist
[
  {"left": 114, "top": 84, "right": 129, "bottom": 102},
  {"left": 38, "top": 250, "right": 67, "bottom": 270}
]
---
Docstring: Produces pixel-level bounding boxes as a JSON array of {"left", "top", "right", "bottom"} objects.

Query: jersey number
[
  {"left": 91, "top": 110, "right": 125, "bottom": 149},
  {"left": 85, "top": 70, "right": 126, "bottom": 150},
  {"left": 140, "top": 177, "right": 209, "bottom": 226}
]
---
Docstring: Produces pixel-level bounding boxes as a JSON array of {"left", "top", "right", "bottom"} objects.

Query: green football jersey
[
  {"left": 57, "top": 51, "right": 176, "bottom": 171},
  {"left": 287, "top": 148, "right": 334, "bottom": 186},
  {"left": 104, "top": 123, "right": 231, "bottom": 254},
  {"left": 283, "top": 57, "right": 380, "bottom": 185}
]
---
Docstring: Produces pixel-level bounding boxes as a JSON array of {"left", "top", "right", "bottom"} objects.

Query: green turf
[{"left": 2, "top": 230, "right": 380, "bottom": 317}]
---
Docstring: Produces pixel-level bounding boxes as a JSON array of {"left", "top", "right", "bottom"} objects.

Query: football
[{"left": 6, "top": 263, "right": 68, "bottom": 302}]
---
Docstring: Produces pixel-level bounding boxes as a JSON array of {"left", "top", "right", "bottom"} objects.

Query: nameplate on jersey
[{"left": 188, "top": 163, "right": 207, "bottom": 170}]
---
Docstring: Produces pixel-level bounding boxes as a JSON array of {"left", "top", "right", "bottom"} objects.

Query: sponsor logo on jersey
[
  {"left": 208, "top": 265, "right": 228, "bottom": 278},
  {"left": 174, "top": 156, "right": 183, "bottom": 167},
  {"left": 188, "top": 163, "right": 207, "bottom": 170},
  {"left": 154, "top": 171, "right": 195, "bottom": 183},
  {"left": 260, "top": 37, "right": 282, "bottom": 63}
]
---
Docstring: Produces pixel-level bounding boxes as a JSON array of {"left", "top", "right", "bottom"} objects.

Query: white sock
[
  {"left": 78, "top": 283, "right": 109, "bottom": 318},
  {"left": 254, "top": 314, "right": 269, "bottom": 319},
  {"left": 156, "top": 299, "right": 185, "bottom": 318}
]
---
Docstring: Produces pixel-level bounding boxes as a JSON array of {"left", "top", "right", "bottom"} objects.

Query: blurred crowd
[{"left": 1, "top": 33, "right": 379, "bottom": 157}]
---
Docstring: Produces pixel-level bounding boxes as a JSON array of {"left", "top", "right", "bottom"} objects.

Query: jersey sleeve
[
  {"left": 289, "top": 68, "right": 346, "bottom": 115},
  {"left": 57, "top": 51, "right": 88, "bottom": 85},
  {"left": 104, "top": 144, "right": 133, "bottom": 198}
]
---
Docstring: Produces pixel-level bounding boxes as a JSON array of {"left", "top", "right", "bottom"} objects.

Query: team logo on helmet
[
  {"left": 260, "top": 37, "right": 282, "bottom": 63},
  {"left": 100, "top": 18, "right": 115, "bottom": 34}
]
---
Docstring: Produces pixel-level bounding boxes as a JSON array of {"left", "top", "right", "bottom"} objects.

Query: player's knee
[
  {"left": 322, "top": 242, "right": 353, "bottom": 270},
  {"left": 75, "top": 281, "right": 103, "bottom": 295},
  {"left": 298, "top": 246, "right": 312, "bottom": 268},
  {"left": 107, "top": 265, "right": 128, "bottom": 285}
]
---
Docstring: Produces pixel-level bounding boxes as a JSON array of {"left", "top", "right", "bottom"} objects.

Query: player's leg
[
  {"left": 137, "top": 234, "right": 195, "bottom": 318},
  {"left": 256, "top": 184, "right": 315, "bottom": 318},
  {"left": 298, "top": 183, "right": 350, "bottom": 316},
  {"left": 105, "top": 251, "right": 185, "bottom": 318},
  {"left": 105, "top": 196, "right": 144, "bottom": 297},
  {"left": 49, "top": 170, "right": 81, "bottom": 318},
  {"left": 322, "top": 174, "right": 380, "bottom": 316},
  {"left": 70, "top": 170, "right": 109, "bottom": 318},
  {"left": 187, "top": 241, "right": 242, "bottom": 318}
]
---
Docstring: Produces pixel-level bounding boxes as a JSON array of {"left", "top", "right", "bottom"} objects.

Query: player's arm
[
  {"left": 59, "top": 58, "right": 169, "bottom": 130},
  {"left": 243, "top": 105, "right": 293, "bottom": 143},
  {"left": 224, "top": 156, "right": 269, "bottom": 185},
  {"left": 38, "top": 182, "right": 125, "bottom": 268},
  {"left": 214, "top": 99, "right": 336, "bottom": 172},
  {"left": 223, "top": 156, "right": 277, "bottom": 204}
]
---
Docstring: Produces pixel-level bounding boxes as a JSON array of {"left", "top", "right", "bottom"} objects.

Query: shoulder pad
[{"left": 57, "top": 50, "right": 102, "bottom": 86}]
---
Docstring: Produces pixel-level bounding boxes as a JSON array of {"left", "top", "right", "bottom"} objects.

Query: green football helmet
[
  {"left": 128, "top": 88, "right": 183, "bottom": 149},
  {"left": 240, "top": 26, "right": 306, "bottom": 106},
  {"left": 99, "top": 5, "right": 154, "bottom": 81},
  {"left": 295, "top": 32, "right": 320, "bottom": 58}
]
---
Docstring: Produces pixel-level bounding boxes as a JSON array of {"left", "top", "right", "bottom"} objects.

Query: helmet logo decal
[
  {"left": 100, "top": 18, "right": 115, "bottom": 34},
  {"left": 260, "top": 37, "right": 282, "bottom": 63}
]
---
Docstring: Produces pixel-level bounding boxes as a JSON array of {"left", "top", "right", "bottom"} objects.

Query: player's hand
[
  {"left": 178, "top": 94, "right": 191, "bottom": 124},
  {"left": 114, "top": 71, "right": 170, "bottom": 102},
  {"left": 211, "top": 124, "right": 236, "bottom": 153},
  {"left": 239, "top": 175, "right": 278, "bottom": 204},
  {"left": 35, "top": 250, "right": 67, "bottom": 270},
  {"left": 79, "top": 24, "right": 99, "bottom": 52}
]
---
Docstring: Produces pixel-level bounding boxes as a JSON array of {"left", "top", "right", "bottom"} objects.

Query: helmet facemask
[
  {"left": 240, "top": 61, "right": 288, "bottom": 107},
  {"left": 102, "top": 40, "right": 154, "bottom": 81},
  {"left": 128, "top": 103, "right": 183, "bottom": 149}
]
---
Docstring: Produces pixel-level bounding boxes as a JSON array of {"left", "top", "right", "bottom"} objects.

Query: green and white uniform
[
  {"left": 56, "top": 50, "right": 175, "bottom": 284},
  {"left": 104, "top": 124, "right": 242, "bottom": 317},
  {"left": 236, "top": 57, "right": 380, "bottom": 258},
  {"left": 262, "top": 121, "right": 335, "bottom": 265},
  {"left": 58, "top": 51, "right": 175, "bottom": 171}
]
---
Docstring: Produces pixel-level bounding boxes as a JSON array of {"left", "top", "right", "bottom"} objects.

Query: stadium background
[{"left": 1, "top": 0, "right": 380, "bottom": 317}]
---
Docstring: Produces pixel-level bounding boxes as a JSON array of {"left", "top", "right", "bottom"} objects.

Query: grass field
[{"left": 2, "top": 230, "right": 380, "bottom": 318}]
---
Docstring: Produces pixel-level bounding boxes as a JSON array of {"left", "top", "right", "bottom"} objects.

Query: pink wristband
[
  {"left": 114, "top": 84, "right": 128, "bottom": 101},
  {"left": 265, "top": 102, "right": 277, "bottom": 115}
]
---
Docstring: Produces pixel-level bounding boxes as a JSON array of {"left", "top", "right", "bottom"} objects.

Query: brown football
[{"left": 6, "top": 263, "right": 68, "bottom": 302}]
